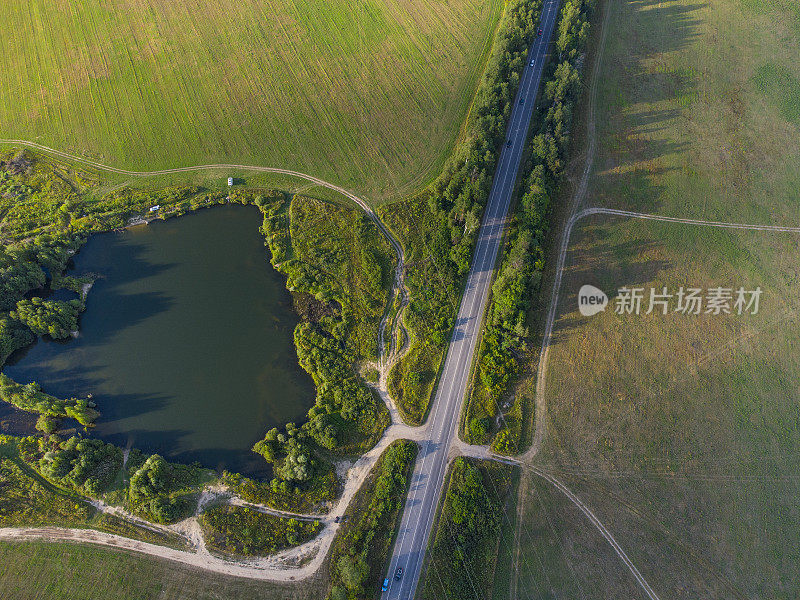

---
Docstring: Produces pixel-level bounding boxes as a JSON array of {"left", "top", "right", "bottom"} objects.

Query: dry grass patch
[{"left": 522, "top": 215, "right": 800, "bottom": 599}]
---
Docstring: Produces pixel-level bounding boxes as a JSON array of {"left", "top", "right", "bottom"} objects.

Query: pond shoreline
[{"left": 4, "top": 204, "right": 315, "bottom": 477}]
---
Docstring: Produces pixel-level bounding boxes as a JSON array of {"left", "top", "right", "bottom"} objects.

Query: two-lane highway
[{"left": 385, "top": 1, "right": 563, "bottom": 598}]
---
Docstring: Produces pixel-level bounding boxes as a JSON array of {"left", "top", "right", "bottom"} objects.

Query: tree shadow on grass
[
  {"left": 549, "top": 215, "right": 672, "bottom": 345},
  {"left": 592, "top": 0, "right": 708, "bottom": 214}
]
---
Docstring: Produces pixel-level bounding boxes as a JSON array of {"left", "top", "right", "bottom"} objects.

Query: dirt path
[
  {"left": 0, "top": 526, "right": 323, "bottom": 582},
  {"left": 508, "top": 2, "right": 612, "bottom": 595},
  {"left": 509, "top": 2, "right": 659, "bottom": 598},
  {"left": 529, "top": 467, "right": 661, "bottom": 600},
  {"left": 573, "top": 207, "right": 800, "bottom": 234},
  {"left": 0, "top": 139, "right": 368, "bottom": 214},
  {"left": 0, "top": 138, "right": 423, "bottom": 581},
  {"left": 510, "top": 0, "right": 800, "bottom": 597}
]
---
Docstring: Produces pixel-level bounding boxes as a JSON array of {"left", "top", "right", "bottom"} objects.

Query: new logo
[{"left": 578, "top": 285, "right": 608, "bottom": 316}]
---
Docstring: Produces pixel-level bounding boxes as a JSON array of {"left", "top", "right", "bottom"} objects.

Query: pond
[{"left": 3, "top": 205, "right": 315, "bottom": 476}]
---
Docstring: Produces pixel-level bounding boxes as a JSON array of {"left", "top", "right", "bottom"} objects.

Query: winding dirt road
[{"left": 0, "top": 137, "right": 420, "bottom": 581}]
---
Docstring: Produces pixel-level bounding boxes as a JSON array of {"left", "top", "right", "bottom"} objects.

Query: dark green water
[{"left": 3, "top": 205, "right": 314, "bottom": 476}]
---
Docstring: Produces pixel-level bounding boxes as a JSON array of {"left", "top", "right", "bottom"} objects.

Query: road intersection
[{"left": 383, "top": 2, "right": 563, "bottom": 597}]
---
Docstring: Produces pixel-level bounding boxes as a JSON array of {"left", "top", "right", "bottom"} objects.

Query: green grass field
[
  {"left": 514, "top": 0, "right": 800, "bottom": 598},
  {"left": 1, "top": 0, "right": 502, "bottom": 202},
  {"left": 0, "top": 542, "right": 325, "bottom": 600},
  {"left": 590, "top": 0, "right": 800, "bottom": 223},
  {"left": 521, "top": 218, "right": 800, "bottom": 599}
]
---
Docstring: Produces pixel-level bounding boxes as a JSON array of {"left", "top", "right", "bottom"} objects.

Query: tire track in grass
[{"left": 512, "top": 1, "right": 800, "bottom": 598}]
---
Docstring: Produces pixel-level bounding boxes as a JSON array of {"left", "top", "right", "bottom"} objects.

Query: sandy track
[
  {"left": 0, "top": 526, "right": 322, "bottom": 582},
  {"left": 529, "top": 467, "right": 661, "bottom": 600},
  {"left": 0, "top": 138, "right": 424, "bottom": 581}
]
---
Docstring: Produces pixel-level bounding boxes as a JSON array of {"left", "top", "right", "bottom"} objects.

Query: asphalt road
[{"left": 384, "top": 2, "right": 563, "bottom": 598}]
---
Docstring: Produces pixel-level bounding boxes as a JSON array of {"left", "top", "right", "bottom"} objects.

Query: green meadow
[
  {"left": 589, "top": 0, "right": 800, "bottom": 223},
  {"left": 1, "top": 0, "right": 502, "bottom": 202},
  {"left": 521, "top": 217, "right": 800, "bottom": 599},
  {"left": 0, "top": 541, "right": 325, "bottom": 600}
]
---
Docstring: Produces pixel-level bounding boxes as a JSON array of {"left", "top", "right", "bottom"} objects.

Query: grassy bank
[
  {"left": 0, "top": 435, "right": 186, "bottom": 549},
  {"left": 246, "top": 193, "right": 394, "bottom": 512}
]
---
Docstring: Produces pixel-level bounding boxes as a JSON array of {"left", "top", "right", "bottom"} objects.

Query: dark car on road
[
  {"left": 506, "top": 140, "right": 512, "bottom": 147},
  {"left": 395, "top": 567, "right": 404, "bottom": 581}
]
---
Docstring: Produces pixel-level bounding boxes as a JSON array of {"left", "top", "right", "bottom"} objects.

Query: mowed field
[
  {"left": 1, "top": 0, "right": 502, "bottom": 201},
  {"left": 514, "top": 0, "right": 800, "bottom": 599}
]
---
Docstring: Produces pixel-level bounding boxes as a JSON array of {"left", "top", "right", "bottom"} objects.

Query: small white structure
[
  {"left": 149, "top": 205, "right": 160, "bottom": 212},
  {"left": 228, "top": 177, "right": 234, "bottom": 187}
]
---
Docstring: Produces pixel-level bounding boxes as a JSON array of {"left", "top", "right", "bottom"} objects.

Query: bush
[
  {"left": 0, "top": 373, "right": 99, "bottom": 426},
  {"left": 32, "top": 436, "right": 123, "bottom": 496},
  {"left": 200, "top": 505, "right": 322, "bottom": 556},
  {"left": 0, "top": 316, "right": 34, "bottom": 365},
  {"left": 227, "top": 462, "right": 338, "bottom": 515},
  {"left": 11, "top": 297, "right": 84, "bottom": 339},
  {"left": 128, "top": 454, "right": 204, "bottom": 523},
  {"left": 469, "top": 417, "right": 491, "bottom": 442}
]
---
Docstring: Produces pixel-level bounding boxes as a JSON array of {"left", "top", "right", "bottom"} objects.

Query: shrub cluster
[
  {"left": 328, "top": 440, "right": 417, "bottom": 600},
  {"left": 200, "top": 505, "right": 322, "bottom": 556},
  {"left": 128, "top": 454, "right": 204, "bottom": 524},
  {"left": 250, "top": 194, "right": 393, "bottom": 510},
  {"left": 421, "top": 459, "right": 515, "bottom": 600},
  {"left": 0, "top": 316, "right": 34, "bottom": 365},
  {"left": 11, "top": 297, "right": 84, "bottom": 339},
  {"left": 20, "top": 435, "right": 122, "bottom": 497},
  {"left": 253, "top": 422, "right": 318, "bottom": 486},
  {"left": 0, "top": 435, "right": 96, "bottom": 527},
  {"left": 226, "top": 462, "right": 337, "bottom": 515},
  {"left": 0, "top": 374, "right": 99, "bottom": 427},
  {"left": 0, "top": 234, "right": 85, "bottom": 362}
]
